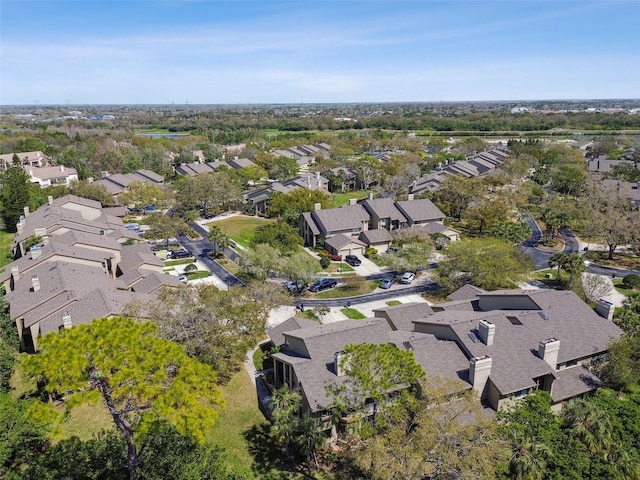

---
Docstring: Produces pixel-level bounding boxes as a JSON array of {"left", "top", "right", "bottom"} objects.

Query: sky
[{"left": 1, "top": 1, "right": 639, "bottom": 105}]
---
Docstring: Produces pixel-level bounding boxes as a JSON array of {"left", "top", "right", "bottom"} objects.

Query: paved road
[
  {"left": 179, "top": 223, "right": 245, "bottom": 287},
  {"left": 520, "top": 211, "right": 638, "bottom": 278},
  {"left": 289, "top": 281, "right": 440, "bottom": 307}
]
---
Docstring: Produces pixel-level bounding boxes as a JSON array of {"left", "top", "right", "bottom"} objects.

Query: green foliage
[
  {"left": 489, "top": 221, "right": 532, "bottom": 244},
  {"left": 147, "top": 283, "right": 287, "bottom": 382},
  {"left": 0, "top": 393, "right": 50, "bottom": 478},
  {"left": 319, "top": 256, "right": 330, "bottom": 269},
  {"left": 22, "top": 317, "right": 224, "bottom": 479},
  {"left": 0, "top": 164, "right": 32, "bottom": 232},
  {"left": 436, "top": 237, "right": 533, "bottom": 292},
  {"left": 623, "top": 274, "right": 640, "bottom": 289},
  {"left": 328, "top": 343, "right": 425, "bottom": 418},
  {"left": 250, "top": 221, "right": 302, "bottom": 254},
  {"left": 268, "top": 189, "right": 331, "bottom": 226}
]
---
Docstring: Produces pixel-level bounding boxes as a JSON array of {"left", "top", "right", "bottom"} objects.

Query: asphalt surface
[
  {"left": 179, "top": 223, "right": 245, "bottom": 287},
  {"left": 520, "top": 211, "right": 639, "bottom": 278}
]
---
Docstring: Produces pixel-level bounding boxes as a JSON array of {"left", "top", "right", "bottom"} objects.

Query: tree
[
  {"left": 145, "top": 283, "right": 287, "bottom": 382},
  {"left": 279, "top": 252, "right": 321, "bottom": 286},
  {"left": 581, "top": 273, "right": 613, "bottom": 303},
  {"left": 240, "top": 243, "right": 282, "bottom": 280},
  {"left": 0, "top": 394, "right": 50, "bottom": 478},
  {"left": 146, "top": 212, "right": 187, "bottom": 247},
  {"left": 270, "top": 384, "right": 302, "bottom": 459},
  {"left": 68, "top": 180, "right": 116, "bottom": 206},
  {"left": 271, "top": 156, "right": 298, "bottom": 181},
  {"left": 119, "top": 181, "right": 170, "bottom": 210},
  {"left": 489, "top": 222, "right": 532, "bottom": 244},
  {"left": 348, "top": 155, "right": 383, "bottom": 190},
  {"left": 432, "top": 175, "right": 478, "bottom": 221},
  {"left": 563, "top": 253, "right": 586, "bottom": 290},
  {"left": 436, "top": 238, "right": 533, "bottom": 292},
  {"left": 251, "top": 221, "right": 302, "bottom": 254},
  {"left": 327, "top": 343, "right": 425, "bottom": 421},
  {"left": 561, "top": 399, "right": 613, "bottom": 457},
  {"left": 268, "top": 189, "right": 332, "bottom": 226},
  {"left": 208, "top": 225, "right": 230, "bottom": 257},
  {"left": 600, "top": 335, "right": 640, "bottom": 389},
  {"left": 346, "top": 377, "right": 507, "bottom": 480},
  {"left": 507, "top": 431, "right": 552, "bottom": 480},
  {"left": 0, "top": 163, "right": 32, "bottom": 232},
  {"left": 548, "top": 252, "right": 569, "bottom": 283},
  {"left": 462, "top": 198, "right": 509, "bottom": 236},
  {"left": 293, "top": 415, "right": 324, "bottom": 471},
  {"left": 377, "top": 239, "right": 433, "bottom": 274},
  {"left": 175, "top": 172, "right": 241, "bottom": 217},
  {"left": 550, "top": 164, "right": 587, "bottom": 196},
  {"left": 23, "top": 317, "right": 224, "bottom": 480}
]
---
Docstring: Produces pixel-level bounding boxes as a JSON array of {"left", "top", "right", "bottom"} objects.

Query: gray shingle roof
[
  {"left": 361, "top": 198, "right": 407, "bottom": 222},
  {"left": 267, "top": 316, "right": 320, "bottom": 347},
  {"left": 311, "top": 204, "right": 370, "bottom": 234},
  {"left": 359, "top": 229, "right": 393, "bottom": 245},
  {"left": 551, "top": 366, "right": 602, "bottom": 403},
  {"left": 395, "top": 199, "right": 445, "bottom": 223}
]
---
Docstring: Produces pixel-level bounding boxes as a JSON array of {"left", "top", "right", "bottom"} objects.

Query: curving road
[{"left": 520, "top": 211, "right": 639, "bottom": 278}]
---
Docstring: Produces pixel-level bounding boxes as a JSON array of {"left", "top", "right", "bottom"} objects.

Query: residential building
[
  {"left": 25, "top": 165, "right": 79, "bottom": 187},
  {"left": 0, "top": 150, "right": 47, "bottom": 170},
  {"left": 94, "top": 169, "right": 164, "bottom": 196},
  {"left": 268, "top": 287, "right": 621, "bottom": 435}
]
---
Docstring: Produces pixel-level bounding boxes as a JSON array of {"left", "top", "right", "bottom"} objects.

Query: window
[
  {"left": 507, "top": 316, "right": 522, "bottom": 325},
  {"left": 513, "top": 389, "right": 529, "bottom": 399}
]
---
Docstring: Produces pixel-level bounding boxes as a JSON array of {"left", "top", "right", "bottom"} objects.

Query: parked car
[
  {"left": 309, "top": 278, "right": 338, "bottom": 292},
  {"left": 345, "top": 255, "right": 361, "bottom": 266},
  {"left": 379, "top": 276, "right": 395, "bottom": 289},
  {"left": 286, "top": 281, "right": 305, "bottom": 294},
  {"left": 124, "top": 223, "right": 140, "bottom": 231},
  {"left": 142, "top": 205, "right": 157, "bottom": 212},
  {"left": 400, "top": 272, "right": 415, "bottom": 284},
  {"left": 178, "top": 275, "right": 188, "bottom": 284},
  {"left": 323, "top": 251, "right": 342, "bottom": 261},
  {"left": 168, "top": 249, "right": 192, "bottom": 259}
]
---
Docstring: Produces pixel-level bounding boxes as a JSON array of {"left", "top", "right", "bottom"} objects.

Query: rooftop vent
[
  {"left": 468, "top": 330, "right": 480, "bottom": 343},
  {"left": 538, "top": 310, "right": 550, "bottom": 321},
  {"left": 62, "top": 311, "right": 72, "bottom": 329},
  {"left": 402, "top": 341, "right": 413, "bottom": 350}
]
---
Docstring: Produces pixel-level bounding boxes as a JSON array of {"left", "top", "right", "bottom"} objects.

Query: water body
[{"left": 135, "top": 133, "right": 190, "bottom": 139}]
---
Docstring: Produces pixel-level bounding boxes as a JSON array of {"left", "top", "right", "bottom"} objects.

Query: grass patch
[
  {"left": 164, "top": 258, "right": 196, "bottom": 267},
  {"left": 51, "top": 402, "right": 114, "bottom": 442},
  {"left": 186, "top": 270, "right": 210, "bottom": 280},
  {"left": 297, "top": 310, "right": 319, "bottom": 321},
  {"left": 323, "top": 261, "right": 354, "bottom": 273},
  {"left": 208, "top": 372, "right": 297, "bottom": 479},
  {"left": 0, "top": 230, "right": 14, "bottom": 273},
  {"left": 613, "top": 279, "right": 638, "bottom": 296},
  {"left": 217, "top": 258, "right": 242, "bottom": 274},
  {"left": 208, "top": 216, "right": 275, "bottom": 248},
  {"left": 386, "top": 300, "right": 402, "bottom": 306},
  {"left": 314, "top": 280, "right": 379, "bottom": 299},
  {"left": 341, "top": 308, "right": 366, "bottom": 319},
  {"left": 331, "top": 190, "right": 373, "bottom": 208},
  {"left": 252, "top": 348, "right": 264, "bottom": 371}
]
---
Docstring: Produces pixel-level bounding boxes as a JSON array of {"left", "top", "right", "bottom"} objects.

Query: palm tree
[
  {"left": 294, "top": 415, "right": 325, "bottom": 472},
  {"left": 563, "top": 253, "right": 587, "bottom": 290},
  {"left": 548, "top": 252, "right": 568, "bottom": 284},
  {"left": 508, "top": 431, "right": 552, "bottom": 480},
  {"left": 208, "top": 225, "right": 230, "bottom": 257},
  {"left": 270, "top": 384, "right": 302, "bottom": 459},
  {"left": 562, "top": 399, "right": 612, "bottom": 457}
]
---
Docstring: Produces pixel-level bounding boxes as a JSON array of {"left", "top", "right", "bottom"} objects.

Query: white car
[
  {"left": 400, "top": 272, "right": 415, "bottom": 284},
  {"left": 178, "top": 275, "right": 188, "bottom": 284}
]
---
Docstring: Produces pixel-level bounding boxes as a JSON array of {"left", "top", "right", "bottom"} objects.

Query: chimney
[
  {"left": 469, "top": 355, "right": 492, "bottom": 395},
  {"left": 478, "top": 319, "right": 495, "bottom": 346},
  {"left": 11, "top": 266, "right": 19, "bottom": 281},
  {"left": 314, "top": 203, "right": 322, "bottom": 211},
  {"left": 31, "top": 275, "right": 40, "bottom": 292},
  {"left": 348, "top": 198, "right": 357, "bottom": 205},
  {"left": 595, "top": 298, "right": 615, "bottom": 321},
  {"left": 334, "top": 351, "right": 350, "bottom": 377},
  {"left": 42, "top": 235, "right": 49, "bottom": 245},
  {"left": 16, "top": 223, "right": 23, "bottom": 235},
  {"left": 48, "top": 195, "right": 54, "bottom": 205},
  {"left": 60, "top": 165, "right": 64, "bottom": 172},
  {"left": 368, "top": 192, "right": 374, "bottom": 200},
  {"left": 24, "top": 206, "right": 30, "bottom": 217},
  {"left": 407, "top": 193, "right": 414, "bottom": 201},
  {"left": 316, "top": 171, "right": 321, "bottom": 187},
  {"left": 538, "top": 338, "right": 560, "bottom": 369},
  {"left": 62, "top": 311, "right": 72, "bottom": 329}
]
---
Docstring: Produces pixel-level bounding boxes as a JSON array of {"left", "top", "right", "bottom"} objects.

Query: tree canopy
[
  {"left": 23, "top": 317, "right": 224, "bottom": 480},
  {"left": 436, "top": 237, "right": 533, "bottom": 292}
]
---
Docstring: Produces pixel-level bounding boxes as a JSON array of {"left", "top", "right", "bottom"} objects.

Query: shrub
[
  {"left": 623, "top": 274, "right": 640, "bottom": 289},
  {"left": 364, "top": 247, "right": 378, "bottom": 258},
  {"left": 319, "top": 256, "right": 330, "bottom": 269}
]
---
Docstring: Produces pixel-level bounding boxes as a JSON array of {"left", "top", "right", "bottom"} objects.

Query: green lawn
[
  {"left": 208, "top": 216, "right": 275, "bottom": 248},
  {"left": 386, "top": 300, "right": 402, "bottom": 306},
  {"left": 613, "top": 279, "right": 638, "bottom": 296},
  {"left": 186, "top": 270, "right": 210, "bottom": 280},
  {"left": 331, "top": 190, "right": 373, "bottom": 208},
  {"left": 314, "top": 280, "right": 379, "bottom": 299},
  {"left": 341, "top": 308, "right": 366, "bottom": 319},
  {"left": 164, "top": 258, "right": 196, "bottom": 267},
  {"left": 0, "top": 230, "right": 14, "bottom": 273}
]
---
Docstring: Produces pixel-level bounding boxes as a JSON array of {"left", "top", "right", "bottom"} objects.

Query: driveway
[{"left": 347, "top": 255, "right": 384, "bottom": 276}]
